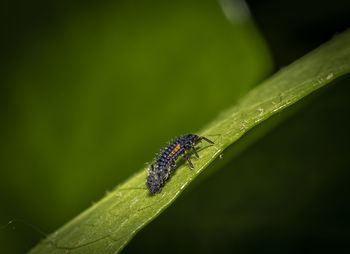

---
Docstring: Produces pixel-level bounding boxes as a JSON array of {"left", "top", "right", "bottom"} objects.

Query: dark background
[{"left": 1, "top": 0, "right": 350, "bottom": 253}]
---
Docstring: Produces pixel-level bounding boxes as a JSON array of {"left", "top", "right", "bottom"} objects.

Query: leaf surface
[{"left": 29, "top": 29, "right": 350, "bottom": 254}]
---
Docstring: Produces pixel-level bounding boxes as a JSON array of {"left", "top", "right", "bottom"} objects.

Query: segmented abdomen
[{"left": 146, "top": 134, "right": 214, "bottom": 194}]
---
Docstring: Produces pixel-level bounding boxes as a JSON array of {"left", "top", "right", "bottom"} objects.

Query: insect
[{"left": 146, "top": 134, "right": 214, "bottom": 194}]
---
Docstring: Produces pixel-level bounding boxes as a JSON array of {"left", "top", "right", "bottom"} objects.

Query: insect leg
[
  {"left": 170, "top": 160, "right": 176, "bottom": 170},
  {"left": 199, "top": 136, "right": 214, "bottom": 144},
  {"left": 182, "top": 153, "right": 194, "bottom": 169},
  {"left": 192, "top": 146, "right": 199, "bottom": 158}
]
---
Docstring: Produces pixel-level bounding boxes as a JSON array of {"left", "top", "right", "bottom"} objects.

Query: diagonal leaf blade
[{"left": 29, "top": 28, "right": 350, "bottom": 254}]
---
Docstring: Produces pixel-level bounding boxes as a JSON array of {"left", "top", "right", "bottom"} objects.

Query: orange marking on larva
[
  {"left": 174, "top": 144, "right": 181, "bottom": 152},
  {"left": 168, "top": 144, "right": 181, "bottom": 159}
]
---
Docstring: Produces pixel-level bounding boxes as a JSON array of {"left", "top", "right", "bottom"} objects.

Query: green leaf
[
  {"left": 126, "top": 73, "right": 350, "bottom": 253},
  {"left": 29, "top": 29, "right": 350, "bottom": 254}
]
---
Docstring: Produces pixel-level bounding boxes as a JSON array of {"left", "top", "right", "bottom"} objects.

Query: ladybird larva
[{"left": 146, "top": 134, "right": 214, "bottom": 194}]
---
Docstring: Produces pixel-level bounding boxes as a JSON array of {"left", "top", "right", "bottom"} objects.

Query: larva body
[{"left": 146, "top": 134, "right": 214, "bottom": 194}]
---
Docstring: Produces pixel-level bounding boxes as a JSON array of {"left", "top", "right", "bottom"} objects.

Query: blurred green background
[{"left": 1, "top": 0, "right": 349, "bottom": 253}]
